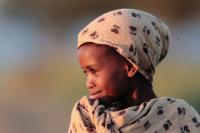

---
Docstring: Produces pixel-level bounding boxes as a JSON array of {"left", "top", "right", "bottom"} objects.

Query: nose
[{"left": 86, "top": 75, "right": 95, "bottom": 89}]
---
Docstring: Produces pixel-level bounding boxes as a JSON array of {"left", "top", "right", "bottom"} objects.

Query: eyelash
[{"left": 83, "top": 69, "right": 99, "bottom": 75}]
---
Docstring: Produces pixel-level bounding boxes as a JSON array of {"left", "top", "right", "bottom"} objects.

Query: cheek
[{"left": 98, "top": 70, "right": 126, "bottom": 94}]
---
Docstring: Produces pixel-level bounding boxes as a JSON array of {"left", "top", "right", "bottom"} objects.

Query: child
[{"left": 68, "top": 9, "right": 200, "bottom": 133}]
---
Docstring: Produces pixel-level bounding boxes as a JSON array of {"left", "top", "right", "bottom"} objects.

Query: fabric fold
[{"left": 68, "top": 96, "right": 200, "bottom": 133}]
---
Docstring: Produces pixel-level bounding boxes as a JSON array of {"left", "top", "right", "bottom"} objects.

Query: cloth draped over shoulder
[
  {"left": 77, "top": 8, "right": 170, "bottom": 82},
  {"left": 68, "top": 96, "right": 200, "bottom": 133}
]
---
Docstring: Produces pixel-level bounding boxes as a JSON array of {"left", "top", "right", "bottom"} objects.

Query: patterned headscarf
[{"left": 78, "top": 8, "right": 170, "bottom": 82}]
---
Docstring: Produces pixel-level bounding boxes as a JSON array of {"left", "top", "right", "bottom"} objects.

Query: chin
[{"left": 99, "top": 95, "right": 118, "bottom": 106}]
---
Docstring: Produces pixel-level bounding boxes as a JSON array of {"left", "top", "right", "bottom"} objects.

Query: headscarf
[
  {"left": 68, "top": 96, "right": 200, "bottom": 133},
  {"left": 77, "top": 8, "right": 170, "bottom": 82}
]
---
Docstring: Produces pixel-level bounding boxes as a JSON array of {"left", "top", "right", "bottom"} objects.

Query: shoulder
[
  {"left": 155, "top": 97, "right": 200, "bottom": 131},
  {"left": 155, "top": 96, "right": 195, "bottom": 110},
  {"left": 155, "top": 96, "right": 200, "bottom": 118},
  {"left": 154, "top": 96, "right": 190, "bottom": 106}
]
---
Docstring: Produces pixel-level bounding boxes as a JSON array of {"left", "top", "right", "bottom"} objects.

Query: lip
[
  {"left": 89, "top": 90, "right": 101, "bottom": 95},
  {"left": 89, "top": 90, "right": 102, "bottom": 99}
]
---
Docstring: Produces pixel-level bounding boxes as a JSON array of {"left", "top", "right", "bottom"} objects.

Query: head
[
  {"left": 78, "top": 9, "right": 170, "bottom": 82},
  {"left": 77, "top": 8, "right": 170, "bottom": 105},
  {"left": 78, "top": 42, "right": 139, "bottom": 105}
]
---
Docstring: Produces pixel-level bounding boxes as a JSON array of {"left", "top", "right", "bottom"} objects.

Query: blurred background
[{"left": 0, "top": 0, "right": 200, "bottom": 132}]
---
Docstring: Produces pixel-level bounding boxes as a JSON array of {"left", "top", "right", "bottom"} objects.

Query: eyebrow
[{"left": 85, "top": 64, "right": 101, "bottom": 69}]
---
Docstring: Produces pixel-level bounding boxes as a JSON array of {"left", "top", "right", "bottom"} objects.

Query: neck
[{"left": 120, "top": 76, "right": 157, "bottom": 109}]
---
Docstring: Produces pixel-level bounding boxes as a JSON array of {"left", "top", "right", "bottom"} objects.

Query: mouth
[{"left": 89, "top": 90, "right": 102, "bottom": 99}]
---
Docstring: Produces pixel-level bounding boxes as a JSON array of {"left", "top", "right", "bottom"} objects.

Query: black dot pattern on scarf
[
  {"left": 143, "top": 47, "right": 149, "bottom": 54},
  {"left": 156, "top": 36, "right": 161, "bottom": 46},
  {"left": 166, "top": 97, "right": 176, "bottom": 104},
  {"left": 82, "top": 28, "right": 88, "bottom": 35},
  {"left": 119, "top": 110, "right": 126, "bottom": 116},
  {"left": 146, "top": 30, "right": 150, "bottom": 35},
  {"left": 129, "top": 44, "right": 135, "bottom": 52},
  {"left": 130, "top": 26, "right": 137, "bottom": 31},
  {"left": 163, "top": 120, "right": 172, "bottom": 130},
  {"left": 111, "top": 25, "right": 120, "bottom": 34},
  {"left": 165, "top": 35, "right": 169, "bottom": 42},
  {"left": 143, "top": 26, "right": 151, "bottom": 36},
  {"left": 191, "top": 116, "right": 200, "bottom": 128},
  {"left": 192, "top": 117, "right": 198, "bottom": 123},
  {"left": 167, "top": 98, "right": 172, "bottom": 101},
  {"left": 113, "top": 11, "right": 122, "bottom": 16},
  {"left": 102, "top": 121, "right": 106, "bottom": 127},
  {"left": 129, "top": 26, "right": 137, "bottom": 36},
  {"left": 98, "top": 17, "right": 105, "bottom": 23},
  {"left": 131, "top": 12, "right": 141, "bottom": 18},
  {"left": 97, "top": 108, "right": 104, "bottom": 117},
  {"left": 87, "top": 127, "right": 94, "bottom": 132},
  {"left": 180, "top": 125, "right": 191, "bottom": 133},
  {"left": 177, "top": 107, "right": 186, "bottom": 115},
  {"left": 144, "top": 120, "right": 151, "bottom": 130},
  {"left": 182, "top": 107, "right": 186, "bottom": 115},
  {"left": 131, "top": 12, "right": 137, "bottom": 17},
  {"left": 156, "top": 36, "right": 160, "bottom": 42},
  {"left": 106, "top": 123, "right": 112, "bottom": 129},
  {"left": 78, "top": 103, "right": 89, "bottom": 112},
  {"left": 157, "top": 110, "right": 163, "bottom": 115},
  {"left": 157, "top": 106, "right": 164, "bottom": 115},
  {"left": 90, "top": 31, "right": 97, "bottom": 37},
  {"left": 151, "top": 21, "right": 156, "bottom": 27},
  {"left": 111, "top": 28, "right": 119, "bottom": 34},
  {"left": 92, "top": 110, "right": 95, "bottom": 114},
  {"left": 178, "top": 107, "right": 182, "bottom": 115},
  {"left": 184, "top": 125, "right": 190, "bottom": 132},
  {"left": 117, "top": 11, "right": 122, "bottom": 15},
  {"left": 90, "top": 31, "right": 99, "bottom": 39},
  {"left": 88, "top": 98, "right": 95, "bottom": 105}
]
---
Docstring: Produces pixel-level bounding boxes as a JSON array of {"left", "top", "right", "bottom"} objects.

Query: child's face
[{"left": 77, "top": 43, "right": 132, "bottom": 105}]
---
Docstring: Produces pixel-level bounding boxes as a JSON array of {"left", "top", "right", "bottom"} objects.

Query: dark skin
[{"left": 77, "top": 42, "right": 157, "bottom": 109}]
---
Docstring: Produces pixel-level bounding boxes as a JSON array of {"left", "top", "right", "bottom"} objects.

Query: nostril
[
  {"left": 86, "top": 82, "right": 95, "bottom": 89},
  {"left": 86, "top": 76, "right": 95, "bottom": 89},
  {"left": 86, "top": 79, "right": 95, "bottom": 89}
]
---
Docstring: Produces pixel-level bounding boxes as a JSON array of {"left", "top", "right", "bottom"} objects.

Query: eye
[
  {"left": 82, "top": 70, "right": 88, "bottom": 76},
  {"left": 89, "top": 68, "right": 99, "bottom": 75},
  {"left": 82, "top": 68, "right": 100, "bottom": 76}
]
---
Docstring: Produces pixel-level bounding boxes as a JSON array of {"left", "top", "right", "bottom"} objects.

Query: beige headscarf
[{"left": 78, "top": 8, "right": 170, "bottom": 82}]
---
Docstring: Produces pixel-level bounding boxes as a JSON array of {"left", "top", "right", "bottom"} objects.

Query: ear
[{"left": 124, "top": 62, "right": 138, "bottom": 78}]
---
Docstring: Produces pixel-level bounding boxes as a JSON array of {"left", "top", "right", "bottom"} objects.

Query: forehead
[
  {"left": 77, "top": 43, "right": 125, "bottom": 66},
  {"left": 78, "top": 43, "right": 109, "bottom": 57}
]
